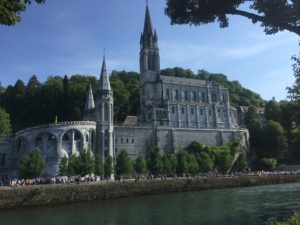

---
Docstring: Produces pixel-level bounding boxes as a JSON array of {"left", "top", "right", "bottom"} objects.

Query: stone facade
[{"left": 0, "top": 4, "right": 249, "bottom": 181}]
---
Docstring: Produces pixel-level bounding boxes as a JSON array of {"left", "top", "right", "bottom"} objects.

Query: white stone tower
[
  {"left": 139, "top": 3, "right": 162, "bottom": 122},
  {"left": 95, "top": 55, "right": 114, "bottom": 164}
]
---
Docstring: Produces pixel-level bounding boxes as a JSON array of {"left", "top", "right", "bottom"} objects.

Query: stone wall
[{"left": 0, "top": 174, "right": 299, "bottom": 209}]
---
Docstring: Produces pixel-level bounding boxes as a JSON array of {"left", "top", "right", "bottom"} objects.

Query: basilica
[{"left": 0, "top": 5, "right": 249, "bottom": 180}]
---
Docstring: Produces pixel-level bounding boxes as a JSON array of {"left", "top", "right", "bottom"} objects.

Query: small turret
[{"left": 83, "top": 83, "right": 95, "bottom": 121}]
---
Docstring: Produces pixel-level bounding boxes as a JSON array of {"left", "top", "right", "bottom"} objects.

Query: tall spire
[
  {"left": 99, "top": 53, "right": 111, "bottom": 92},
  {"left": 85, "top": 83, "right": 95, "bottom": 111},
  {"left": 143, "top": 3, "right": 153, "bottom": 36}
]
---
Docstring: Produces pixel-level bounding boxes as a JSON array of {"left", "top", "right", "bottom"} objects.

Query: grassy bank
[{"left": 1, "top": 174, "right": 300, "bottom": 209}]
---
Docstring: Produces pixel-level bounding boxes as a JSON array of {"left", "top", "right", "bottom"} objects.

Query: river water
[{"left": 1, "top": 182, "right": 300, "bottom": 225}]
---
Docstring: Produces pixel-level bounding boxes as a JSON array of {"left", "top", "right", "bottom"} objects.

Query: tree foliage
[
  {"left": 0, "top": 0, "right": 45, "bottom": 26},
  {"left": 176, "top": 150, "right": 189, "bottom": 176},
  {"left": 134, "top": 156, "right": 147, "bottom": 176},
  {"left": 0, "top": 107, "right": 11, "bottom": 135},
  {"left": 59, "top": 156, "right": 68, "bottom": 176},
  {"left": 18, "top": 148, "right": 45, "bottom": 179},
  {"left": 165, "top": 0, "right": 300, "bottom": 36},
  {"left": 71, "top": 149, "right": 95, "bottom": 176},
  {"left": 94, "top": 155, "right": 104, "bottom": 176},
  {"left": 115, "top": 150, "right": 133, "bottom": 177},
  {"left": 147, "top": 146, "right": 163, "bottom": 176},
  {"left": 104, "top": 156, "right": 113, "bottom": 179},
  {"left": 268, "top": 212, "right": 300, "bottom": 225}
]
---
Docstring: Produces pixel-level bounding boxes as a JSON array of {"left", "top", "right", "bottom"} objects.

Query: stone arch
[
  {"left": 34, "top": 132, "right": 58, "bottom": 159},
  {"left": 61, "top": 129, "right": 84, "bottom": 156},
  {"left": 16, "top": 137, "right": 30, "bottom": 159}
]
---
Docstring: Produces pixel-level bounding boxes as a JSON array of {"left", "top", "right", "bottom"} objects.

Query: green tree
[
  {"left": 165, "top": 0, "right": 300, "bottom": 36},
  {"left": 176, "top": 150, "right": 189, "bottom": 176},
  {"left": 71, "top": 149, "right": 95, "bottom": 176},
  {"left": 161, "top": 154, "right": 177, "bottom": 176},
  {"left": 265, "top": 98, "right": 281, "bottom": 122},
  {"left": 0, "top": 0, "right": 45, "bottom": 26},
  {"left": 214, "top": 148, "right": 233, "bottom": 174},
  {"left": 287, "top": 53, "right": 300, "bottom": 101},
  {"left": 187, "top": 154, "right": 199, "bottom": 175},
  {"left": 18, "top": 148, "right": 45, "bottom": 179},
  {"left": 233, "top": 153, "right": 248, "bottom": 172},
  {"left": 115, "top": 150, "right": 133, "bottom": 178},
  {"left": 0, "top": 107, "right": 11, "bottom": 135},
  {"left": 104, "top": 156, "right": 113, "bottom": 179},
  {"left": 147, "top": 146, "right": 163, "bottom": 176},
  {"left": 262, "top": 120, "right": 288, "bottom": 160},
  {"left": 67, "top": 156, "right": 75, "bottom": 176},
  {"left": 260, "top": 158, "right": 278, "bottom": 171},
  {"left": 197, "top": 152, "right": 214, "bottom": 173},
  {"left": 134, "top": 156, "right": 147, "bottom": 176},
  {"left": 59, "top": 156, "right": 68, "bottom": 176},
  {"left": 94, "top": 155, "right": 104, "bottom": 176}
]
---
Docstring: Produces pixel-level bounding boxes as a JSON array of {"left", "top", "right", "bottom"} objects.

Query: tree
[
  {"left": 59, "top": 156, "right": 68, "bottom": 176},
  {"left": 0, "top": 0, "right": 45, "bottom": 26},
  {"left": 233, "top": 153, "right": 248, "bottom": 172},
  {"left": 71, "top": 149, "right": 95, "bottom": 176},
  {"left": 0, "top": 107, "right": 11, "bottom": 135},
  {"left": 287, "top": 53, "right": 300, "bottom": 101},
  {"left": 214, "top": 149, "right": 233, "bottom": 174},
  {"left": 265, "top": 98, "right": 281, "bottom": 122},
  {"left": 147, "top": 146, "right": 163, "bottom": 176},
  {"left": 104, "top": 156, "right": 113, "bottom": 179},
  {"left": 165, "top": 0, "right": 300, "bottom": 36},
  {"left": 268, "top": 212, "right": 300, "bottom": 225},
  {"left": 187, "top": 154, "right": 199, "bottom": 175},
  {"left": 115, "top": 150, "right": 133, "bottom": 178},
  {"left": 18, "top": 148, "right": 45, "bottom": 179},
  {"left": 94, "top": 155, "right": 104, "bottom": 177},
  {"left": 134, "top": 156, "right": 147, "bottom": 176},
  {"left": 262, "top": 120, "right": 288, "bottom": 160},
  {"left": 161, "top": 154, "right": 177, "bottom": 176},
  {"left": 176, "top": 150, "right": 189, "bottom": 176},
  {"left": 197, "top": 152, "right": 214, "bottom": 173}
]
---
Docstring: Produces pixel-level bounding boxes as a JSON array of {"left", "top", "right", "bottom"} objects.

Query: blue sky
[{"left": 0, "top": 0, "right": 298, "bottom": 100}]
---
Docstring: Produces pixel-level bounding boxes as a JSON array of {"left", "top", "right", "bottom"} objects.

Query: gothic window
[
  {"left": 175, "top": 90, "right": 179, "bottom": 100},
  {"left": 200, "top": 108, "right": 203, "bottom": 116},
  {"left": 132, "top": 138, "right": 134, "bottom": 144},
  {"left": 182, "top": 107, "right": 185, "bottom": 114},
  {"left": 193, "top": 91, "right": 197, "bottom": 101},
  {"left": 209, "top": 109, "right": 212, "bottom": 116},
  {"left": 115, "top": 148, "right": 118, "bottom": 153},
  {"left": 104, "top": 139, "right": 108, "bottom": 147},
  {"left": 191, "top": 108, "right": 194, "bottom": 115},
  {"left": 223, "top": 110, "right": 227, "bottom": 118},
  {"left": 218, "top": 110, "right": 221, "bottom": 118},
  {"left": 172, "top": 107, "right": 175, "bottom": 114},
  {"left": 202, "top": 92, "right": 205, "bottom": 102},
  {"left": 212, "top": 92, "right": 217, "bottom": 103},
  {"left": 121, "top": 138, "right": 123, "bottom": 143},
  {"left": 104, "top": 103, "right": 109, "bottom": 121},
  {"left": 223, "top": 94, "right": 227, "bottom": 103},
  {"left": 185, "top": 90, "right": 188, "bottom": 100},
  {"left": 166, "top": 89, "right": 169, "bottom": 99},
  {"left": 126, "top": 138, "right": 129, "bottom": 144}
]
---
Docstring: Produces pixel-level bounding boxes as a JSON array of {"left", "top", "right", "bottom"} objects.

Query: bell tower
[
  {"left": 95, "top": 54, "right": 114, "bottom": 169},
  {"left": 139, "top": 3, "right": 162, "bottom": 122}
]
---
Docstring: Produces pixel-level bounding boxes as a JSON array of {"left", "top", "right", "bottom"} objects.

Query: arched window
[
  {"left": 104, "top": 103, "right": 109, "bottom": 121},
  {"left": 62, "top": 133, "right": 70, "bottom": 141},
  {"left": 166, "top": 89, "right": 169, "bottom": 99},
  {"left": 175, "top": 90, "right": 179, "bottom": 99},
  {"left": 185, "top": 90, "right": 188, "bottom": 100}
]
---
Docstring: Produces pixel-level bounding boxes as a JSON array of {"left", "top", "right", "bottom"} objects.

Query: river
[{"left": 1, "top": 182, "right": 300, "bottom": 225}]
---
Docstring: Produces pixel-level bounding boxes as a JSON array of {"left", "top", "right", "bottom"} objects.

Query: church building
[{"left": 0, "top": 5, "right": 249, "bottom": 180}]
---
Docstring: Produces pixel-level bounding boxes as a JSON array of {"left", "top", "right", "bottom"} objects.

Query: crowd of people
[{"left": 1, "top": 170, "right": 300, "bottom": 187}]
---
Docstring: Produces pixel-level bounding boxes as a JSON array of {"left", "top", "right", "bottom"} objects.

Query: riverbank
[{"left": 1, "top": 174, "right": 300, "bottom": 209}]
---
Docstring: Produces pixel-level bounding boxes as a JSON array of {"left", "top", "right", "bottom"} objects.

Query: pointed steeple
[
  {"left": 99, "top": 54, "right": 111, "bottom": 92},
  {"left": 85, "top": 83, "right": 95, "bottom": 111},
  {"left": 143, "top": 3, "right": 153, "bottom": 36}
]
